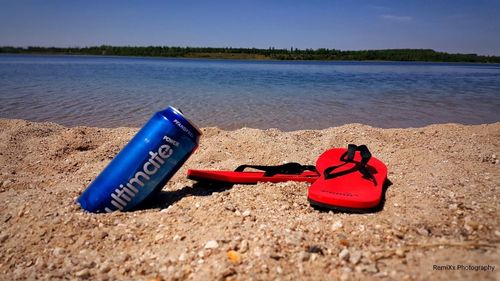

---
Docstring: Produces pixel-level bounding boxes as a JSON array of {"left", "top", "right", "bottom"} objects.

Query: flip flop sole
[
  {"left": 188, "top": 169, "right": 319, "bottom": 184},
  {"left": 307, "top": 197, "right": 383, "bottom": 213}
]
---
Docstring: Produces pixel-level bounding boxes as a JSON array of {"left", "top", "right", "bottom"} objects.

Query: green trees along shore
[{"left": 1, "top": 46, "right": 499, "bottom": 63}]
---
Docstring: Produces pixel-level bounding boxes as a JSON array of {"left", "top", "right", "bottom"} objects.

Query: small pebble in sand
[
  {"left": 416, "top": 227, "right": 429, "bottom": 236},
  {"left": 349, "top": 251, "right": 362, "bottom": 265},
  {"left": 364, "top": 264, "right": 379, "bottom": 273},
  {"left": 53, "top": 247, "right": 65, "bottom": 256},
  {"left": 197, "top": 250, "right": 205, "bottom": 258},
  {"left": 154, "top": 234, "right": 165, "bottom": 241},
  {"left": 339, "top": 249, "right": 350, "bottom": 261},
  {"left": 464, "top": 217, "right": 479, "bottom": 232},
  {"left": 178, "top": 253, "right": 187, "bottom": 262},
  {"left": 227, "top": 250, "right": 242, "bottom": 265},
  {"left": 239, "top": 240, "right": 249, "bottom": 253},
  {"left": 395, "top": 249, "right": 405, "bottom": 258},
  {"left": 0, "top": 233, "right": 9, "bottom": 243},
  {"left": 224, "top": 204, "right": 236, "bottom": 212},
  {"left": 99, "top": 263, "right": 111, "bottom": 273},
  {"left": 75, "top": 268, "right": 90, "bottom": 278},
  {"left": 204, "top": 240, "right": 219, "bottom": 249},
  {"left": 332, "top": 220, "right": 343, "bottom": 231}
]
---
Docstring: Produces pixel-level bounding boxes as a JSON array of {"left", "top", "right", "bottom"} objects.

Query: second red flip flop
[{"left": 187, "top": 162, "right": 319, "bottom": 184}]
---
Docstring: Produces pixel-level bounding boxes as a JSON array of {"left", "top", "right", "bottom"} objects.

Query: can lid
[{"left": 167, "top": 106, "right": 202, "bottom": 137}]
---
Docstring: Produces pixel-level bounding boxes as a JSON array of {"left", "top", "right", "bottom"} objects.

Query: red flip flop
[
  {"left": 307, "top": 144, "right": 388, "bottom": 212},
  {"left": 187, "top": 162, "right": 319, "bottom": 184}
]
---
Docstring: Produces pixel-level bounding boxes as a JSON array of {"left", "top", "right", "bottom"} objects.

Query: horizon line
[{"left": 1, "top": 45, "right": 498, "bottom": 57}]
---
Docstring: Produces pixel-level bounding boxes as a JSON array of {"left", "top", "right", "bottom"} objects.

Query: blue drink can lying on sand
[{"left": 77, "top": 106, "right": 201, "bottom": 213}]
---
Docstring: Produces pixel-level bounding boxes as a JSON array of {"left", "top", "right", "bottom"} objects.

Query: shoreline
[
  {"left": 2, "top": 117, "right": 500, "bottom": 133},
  {"left": 0, "top": 119, "right": 498, "bottom": 280},
  {"left": 2, "top": 52, "right": 500, "bottom": 65}
]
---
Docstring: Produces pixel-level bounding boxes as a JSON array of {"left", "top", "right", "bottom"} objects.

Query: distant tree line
[{"left": 1, "top": 45, "right": 499, "bottom": 63}]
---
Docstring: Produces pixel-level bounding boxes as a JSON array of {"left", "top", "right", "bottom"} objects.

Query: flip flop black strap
[
  {"left": 235, "top": 162, "right": 319, "bottom": 177},
  {"left": 324, "top": 144, "right": 374, "bottom": 181}
]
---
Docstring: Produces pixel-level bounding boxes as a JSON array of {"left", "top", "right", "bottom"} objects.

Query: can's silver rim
[{"left": 169, "top": 106, "right": 202, "bottom": 136}]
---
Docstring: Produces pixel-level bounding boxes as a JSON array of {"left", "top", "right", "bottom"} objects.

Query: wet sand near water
[{"left": 0, "top": 119, "right": 498, "bottom": 280}]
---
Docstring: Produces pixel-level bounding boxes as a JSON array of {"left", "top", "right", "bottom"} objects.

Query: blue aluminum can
[{"left": 77, "top": 106, "right": 201, "bottom": 213}]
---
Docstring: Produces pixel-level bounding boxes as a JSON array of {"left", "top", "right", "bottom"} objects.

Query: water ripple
[{"left": 0, "top": 55, "right": 499, "bottom": 130}]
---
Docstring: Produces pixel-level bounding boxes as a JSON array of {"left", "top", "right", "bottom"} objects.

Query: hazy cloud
[
  {"left": 367, "top": 5, "right": 392, "bottom": 11},
  {"left": 380, "top": 14, "right": 413, "bottom": 22}
]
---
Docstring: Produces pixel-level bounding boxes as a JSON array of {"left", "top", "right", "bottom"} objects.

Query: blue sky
[{"left": 1, "top": 0, "right": 499, "bottom": 55}]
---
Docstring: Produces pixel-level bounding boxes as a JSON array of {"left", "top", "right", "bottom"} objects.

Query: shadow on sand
[
  {"left": 136, "top": 178, "right": 393, "bottom": 214},
  {"left": 135, "top": 181, "right": 235, "bottom": 211}
]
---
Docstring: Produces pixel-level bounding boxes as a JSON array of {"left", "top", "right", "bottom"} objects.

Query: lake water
[{"left": 0, "top": 54, "right": 499, "bottom": 130}]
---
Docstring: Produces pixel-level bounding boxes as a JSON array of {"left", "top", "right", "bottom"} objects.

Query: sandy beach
[{"left": 0, "top": 118, "right": 498, "bottom": 280}]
